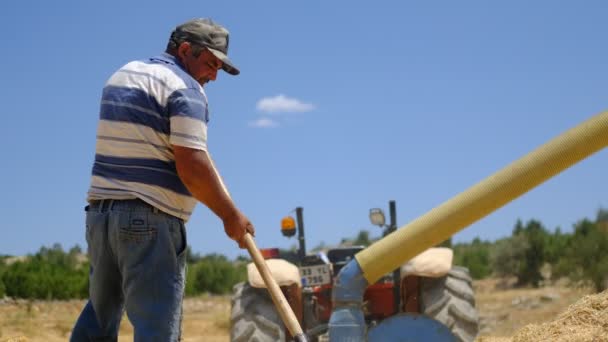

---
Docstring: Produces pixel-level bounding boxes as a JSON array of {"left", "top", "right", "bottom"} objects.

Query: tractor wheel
[
  {"left": 230, "top": 282, "right": 285, "bottom": 342},
  {"left": 420, "top": 266, "right": 479, "bottom": 342}
]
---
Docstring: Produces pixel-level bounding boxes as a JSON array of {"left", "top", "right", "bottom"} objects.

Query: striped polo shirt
[{"left": 87, "top": 53, "right": 209, "bottom": 221}]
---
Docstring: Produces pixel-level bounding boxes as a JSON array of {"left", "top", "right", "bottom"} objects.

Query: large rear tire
[
  {"left": 420, "top": 266, "right": 479, "bottom": 342},
  {"left": 230, "top": 282, "right": 285, "bottom": 342}
]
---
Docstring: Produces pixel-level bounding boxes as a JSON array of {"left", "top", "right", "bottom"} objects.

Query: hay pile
[{"left": 511, "top": 289, "right": 608, "bottom": 342}]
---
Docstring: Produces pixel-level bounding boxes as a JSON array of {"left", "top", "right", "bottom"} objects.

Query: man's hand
[{"left": 223, "top": 210, "right": 255, "bottom": 249}]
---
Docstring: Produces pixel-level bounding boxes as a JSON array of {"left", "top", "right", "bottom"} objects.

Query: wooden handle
[{"left": 243, "top": 233, "right": 307, "bottom": 340}]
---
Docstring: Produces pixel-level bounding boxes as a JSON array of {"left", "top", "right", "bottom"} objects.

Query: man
[{"left": 71, "top": 18, "right": 254, "bottom": 341}]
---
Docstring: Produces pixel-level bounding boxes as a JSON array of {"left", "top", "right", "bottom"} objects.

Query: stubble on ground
[
  {"left": 0, "top": 279, "right": 603, "bottom": 342},
  {"left": 0, "top": 295, "right": 231, "bottom": 342}
]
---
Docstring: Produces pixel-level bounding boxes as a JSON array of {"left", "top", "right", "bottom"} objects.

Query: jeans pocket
[
  {"left": 169, "top": 219, "right": 187, "bottom": 258},
  {"left": 119, "top": 213, "right": 157, "bottom": 243},
  {"left": 85, "top": 211, "right": 97, "bottom": 243},
  {"left": 85, "top": 211, "right": 105, "bottom": 254}
]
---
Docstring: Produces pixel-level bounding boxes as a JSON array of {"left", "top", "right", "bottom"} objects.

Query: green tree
[
  {"left": 491, "top": 235, "right": 529, "bottom": 279},
  {"left": 562, "top": 219, "right": 608, "bottom": 292},
  {"left": 437, "top": 237, "right": 452, "bottom": 248},
  {"left": 186, "top": 254, "right": 247, "bottom": 295},
  {"left": 353, "top": 230, "right": 372, "bottom": 247},
  {"left": 513, "top": 219, "right": 524, "bottom": 235},
  {"left": 310, "top": 241, "right": 327, "bottom": 253},
  {"left": 596, "top": 208, "right": 608, "bottom": 233},
  {"left": 0, "top": 261, "right": 6, "bottom": 298},
  {"left": 518, "top": 220, "right": 547, "bottom": 287},
  {"left": 543, "top": 227, "right": 569, "bottom": 265},
  {"left": 453, "top": 238, "right": 491, "bottom": 279},
  {"left": 493, "top": 219, "right": 549, "bottom": 286},
  {"left": 185, "top": 246, "right": 202, "bottom": 264},
  {"left": 1, "top": 245, "right": 88, "bottom": 300},
  {"left": 235, "top": 255, "right": 251, "bottom": 263}
]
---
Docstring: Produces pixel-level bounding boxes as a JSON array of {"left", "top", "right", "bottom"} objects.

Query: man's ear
[{"left": 177, "top": 41, "right": 191, "bottom": 60}]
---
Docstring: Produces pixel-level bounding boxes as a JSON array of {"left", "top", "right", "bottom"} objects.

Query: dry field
[
  {"left": 0, "top": 279, "right": 604, "bottom": 341},
  {"left": 0, "top": 295, "right": 230, "bottom": 342},
  {"left": 473, "top": 278, "right": 604, "bottom": 341}
]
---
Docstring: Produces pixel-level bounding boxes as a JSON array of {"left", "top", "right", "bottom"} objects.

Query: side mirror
[{"left": 369, "top": 208, "right": 386, "bottom": 227}]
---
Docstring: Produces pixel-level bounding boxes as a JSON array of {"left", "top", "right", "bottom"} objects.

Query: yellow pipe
[{"left": 356, "top": 111, "right": 608, "bottom": 284}]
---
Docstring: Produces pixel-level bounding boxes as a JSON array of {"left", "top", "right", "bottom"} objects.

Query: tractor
[
  {"left": 232, "top": 112, "right": 608, "bottom": 341},
  {"left": 230, "top": 202, "right": 479, "bottom": 342}
]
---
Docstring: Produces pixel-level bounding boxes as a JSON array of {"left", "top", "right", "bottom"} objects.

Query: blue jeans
[{"left": 71, "top": 199, "right": 187, "bottom": 341}]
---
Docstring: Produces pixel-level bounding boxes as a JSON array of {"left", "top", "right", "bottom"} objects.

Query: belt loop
[
  {"left": 153, "top": 206, "right": 159, "bottom": 214},
  {"left": 108, "top": 199, "right": 115, "bottom": 211},
  {"left": 98, "top": 199, "right": 104, "bottom": 213}
]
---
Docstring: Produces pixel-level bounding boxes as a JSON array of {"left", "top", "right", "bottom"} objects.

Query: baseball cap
[{"left": 171, "top": 18, "right": 240, "bottom": 75}]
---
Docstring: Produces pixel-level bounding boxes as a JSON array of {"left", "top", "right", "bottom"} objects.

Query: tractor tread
[
  {"left": 230, "top": 282, "right": 285, "bottom": 342},
  {"left": 424, "top": 292, "right": 450, "bottom": 316},
  {"left": 449, "top": 302, "right": 479, "bottom": 325},
  {"left": 421, "top": 267, "right": 480, "bottom": 342},
  {"left": 449, "top": 267, "right": 473, "bottom": 284},
  {"left": 446, "top": 276, "right": 476, "bottom": 303}
]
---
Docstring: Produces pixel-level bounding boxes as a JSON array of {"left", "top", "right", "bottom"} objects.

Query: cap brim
[{"left": 208, "top": 48, "right": 240, "bottom": 75}]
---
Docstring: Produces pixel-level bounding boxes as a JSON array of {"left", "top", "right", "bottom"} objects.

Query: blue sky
[{"left": 1, "top": 1, "right": 607, "bottom": 259}]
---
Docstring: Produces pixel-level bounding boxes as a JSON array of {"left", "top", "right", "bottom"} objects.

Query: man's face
[{"left": 179, "top": 43, "right": 223, "bottom": 86}]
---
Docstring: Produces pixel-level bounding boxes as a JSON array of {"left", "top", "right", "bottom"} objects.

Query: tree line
[
  {"left": 1, "top": 208, "right": 607, "bottom": 299},
  {"left": 0, "top": 245, "right": 248, "bottom": 300},
  {"left": 453, "top": 209, "right": 608, "bottom": 292},
  {"left": 329, "top": 208, "right": 608, "bottom": 293}
]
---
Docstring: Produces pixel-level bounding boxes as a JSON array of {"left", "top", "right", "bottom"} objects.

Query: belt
[{"left": 86, "top": 198, "right": 160, "bottom": 214}]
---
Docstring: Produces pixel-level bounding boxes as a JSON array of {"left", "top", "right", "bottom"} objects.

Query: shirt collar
[{"left": 150, "top": 52, "right": 185, "bottom": 69}]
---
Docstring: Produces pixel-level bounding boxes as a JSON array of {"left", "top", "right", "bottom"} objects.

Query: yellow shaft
[{"left": 356, "top": 111, "right": 608, "bottom": 284}]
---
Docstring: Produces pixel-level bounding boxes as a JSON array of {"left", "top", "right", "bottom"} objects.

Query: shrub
[
  {"left": 185, "top": 253, "right": 247, "bottom": 296},
  {"left": 1, "top": 244, "right": 88, "bottom": 300},
  {"left": 562, "top": 219, "right": 608, "bottom": 292},
  {"left": 453, "top": 238, "right": 491, "bottom": 279}
]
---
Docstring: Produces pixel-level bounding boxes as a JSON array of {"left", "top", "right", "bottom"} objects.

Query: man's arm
[{"left": 173, "top": 145, "right": 254, "bottom": 247}]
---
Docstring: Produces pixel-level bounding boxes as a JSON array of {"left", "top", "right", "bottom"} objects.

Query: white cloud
[
  {"left": 249, "top": 118, "right": 279, "bottom": 128},
  {"left": 256, "top": 94, "right": 315, "bottom": 114}
]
